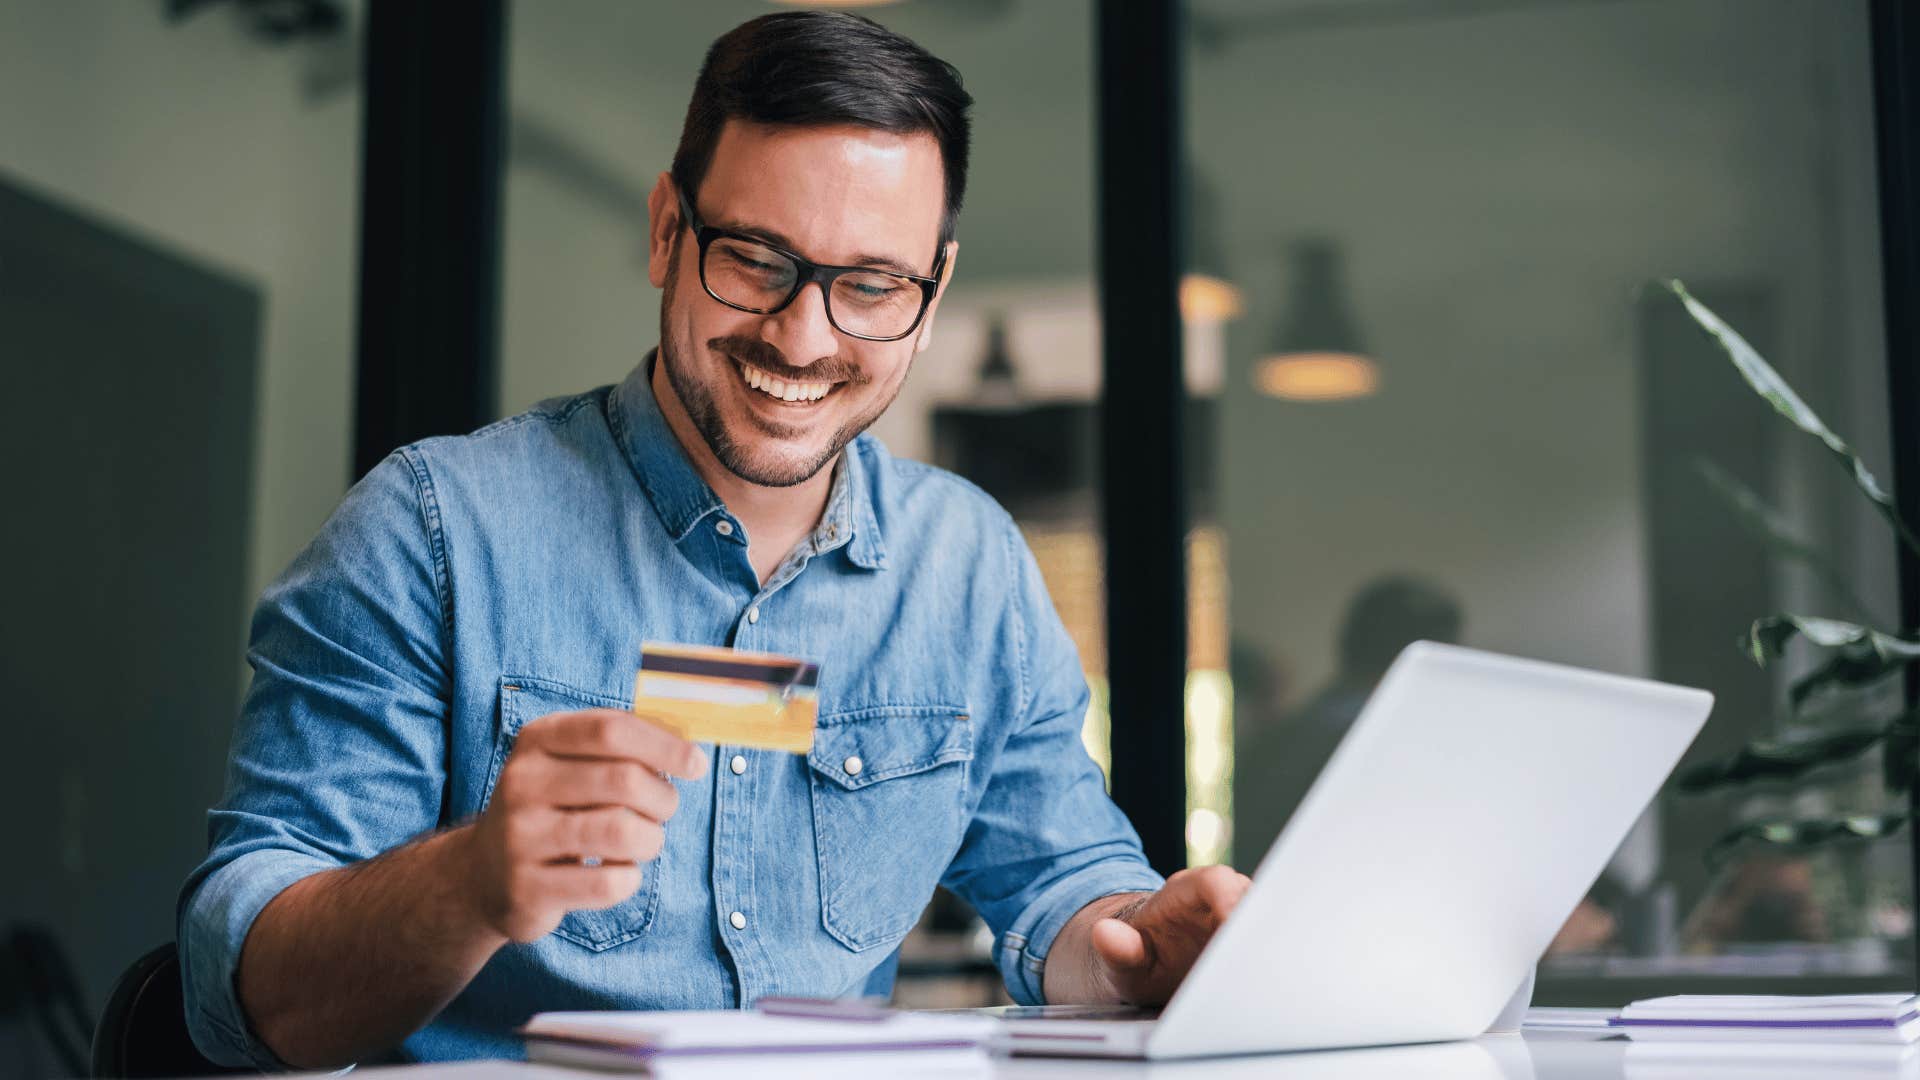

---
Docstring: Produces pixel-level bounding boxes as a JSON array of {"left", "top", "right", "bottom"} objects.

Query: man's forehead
[{"left": 699, "top": 120, "right": 946, "bottom": 270}]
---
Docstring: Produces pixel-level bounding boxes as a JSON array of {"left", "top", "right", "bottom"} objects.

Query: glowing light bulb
[{"left": 1253, "top": 352, "right": 1379, "bottom": 401}]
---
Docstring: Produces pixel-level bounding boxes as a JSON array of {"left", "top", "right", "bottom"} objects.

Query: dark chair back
[{"left": 91, "top": 943, "right": 242, "bottom": 1078}]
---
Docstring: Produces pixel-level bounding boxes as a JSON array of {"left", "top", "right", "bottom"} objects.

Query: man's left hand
[{"left": 1047, "top": 866, "right": 1253, "bottom": 1006}]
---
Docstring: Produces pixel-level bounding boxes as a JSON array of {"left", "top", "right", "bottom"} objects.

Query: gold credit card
[{"left": 632, "top": 643, "right": 820, "bottom": 754}]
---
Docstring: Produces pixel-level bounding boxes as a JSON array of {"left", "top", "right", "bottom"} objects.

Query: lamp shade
[{"left": 1255, "top": 239, "right": 1377, "bottom": 401}]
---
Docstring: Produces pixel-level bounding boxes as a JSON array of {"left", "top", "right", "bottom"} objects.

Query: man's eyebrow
[
  {"left": 715, "top": 218, "right": 926, "bottom": 277},
  {"left": 849, "top": 252, "right": 925, "bottom": 277}
]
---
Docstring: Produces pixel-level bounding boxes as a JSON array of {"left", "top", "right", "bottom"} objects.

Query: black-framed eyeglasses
[{"left": 675, "top": 186, "right": 945, "bottom": 342}]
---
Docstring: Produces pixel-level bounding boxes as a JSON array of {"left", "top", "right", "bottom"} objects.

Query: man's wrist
[
  {"left": 417, "top": 825, "right": 513, "bottom": 955},
  {"left": 1042, "top": 890, "right": 1154, "bottom": 1005},
  {"left": 1100, "top": 892, "right": 1151, "bottom": 925}
]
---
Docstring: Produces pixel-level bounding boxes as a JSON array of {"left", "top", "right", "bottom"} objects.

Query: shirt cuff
[
  {"left": 179, "top": 847, "right": 338, "bottom": 1070},
  {"left": 997, "top": 858, "right": 1165, "bottom": 1006}
]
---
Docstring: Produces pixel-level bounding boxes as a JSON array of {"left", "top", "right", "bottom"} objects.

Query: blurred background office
[{"left": 4, "top": 0, "right": 1918, "bottom": 1068}]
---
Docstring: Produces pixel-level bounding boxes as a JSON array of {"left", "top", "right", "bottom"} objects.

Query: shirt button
[
  {"left": 844, "top": 755, "right": 863, "bottom": 776},
  {"left": 730, "top": 754, "right": 747, "bottom": 775},
  {"left": 715, "top": 520, "right": 734, "bottom": 537},
  {"left": 729, "top": 911, "right": 747, "bottom": 930},
  {"left": 747, "top": 606, "right": 760, "bottom": 624}
]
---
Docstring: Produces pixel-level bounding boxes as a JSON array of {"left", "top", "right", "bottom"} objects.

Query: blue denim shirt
[{"left": 178, "top": 360, "right": 1162, "bottom": 1066}]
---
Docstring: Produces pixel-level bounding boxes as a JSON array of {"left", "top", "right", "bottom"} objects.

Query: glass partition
[{"left": 1185, "top": 0, "right": 1909, "bottom": 997}]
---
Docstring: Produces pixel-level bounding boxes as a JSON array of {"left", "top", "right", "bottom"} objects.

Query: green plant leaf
[
  {"left": 1791, "top": 650, "right": 1909, "bottom": 712},
  {"left": 1663, "top": 280, "right": 1920, "bottom": 560},
  {"left": 1693, "top": 459, "right": 1874, "bottom": 621},
  {"left": 1746, "top": 614, "right": 1920, "bottom": 665},
  {"left": 1674, "top": 721, "right": 1904, "bottom": 794},
  {"left": 1744, "top": 615, "right": 1920, "bottom": 706},
  {"left": 1704, "top": 811, "right": 1910, "bottom": 871}
]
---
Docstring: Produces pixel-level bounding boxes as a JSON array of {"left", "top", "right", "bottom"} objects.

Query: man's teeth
[{"left": 738, "top": 362, "right": 831, "bottom": 402}]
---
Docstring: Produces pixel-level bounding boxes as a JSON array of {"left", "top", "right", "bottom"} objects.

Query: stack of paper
[
  {"left": 519, "top": 1009, "right": 996, "bottom": 1077},
  {"left": 1613, "top": 994, "right": 1920, "bottom": 1044}
]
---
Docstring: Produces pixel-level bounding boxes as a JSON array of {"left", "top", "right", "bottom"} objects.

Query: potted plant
[{"left": 1660, "top": 280, "right": 1917, "bottom": 955}]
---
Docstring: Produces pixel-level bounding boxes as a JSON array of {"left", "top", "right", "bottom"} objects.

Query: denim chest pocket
[
  {"left": 808, "top": 705, "right": 973, "bottom": 952},
  {"left": 480, "top": 676, "right": 662, "bottom": 951}
]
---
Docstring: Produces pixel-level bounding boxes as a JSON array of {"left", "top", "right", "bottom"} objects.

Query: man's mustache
[{"left": 709, "top": 335, "right": 870, "bottom": 385}]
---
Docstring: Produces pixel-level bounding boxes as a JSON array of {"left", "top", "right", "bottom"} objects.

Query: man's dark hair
[{"left": 671, "top": 11, "right": 973, "bottom": 252}]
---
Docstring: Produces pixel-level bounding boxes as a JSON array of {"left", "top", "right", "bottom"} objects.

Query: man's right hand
[
  {"left": 457, "top": 709, "right": 708, "bottom": 943},
  {"left": 234, "top": 711, "right": 706, "bottom": 1068}
]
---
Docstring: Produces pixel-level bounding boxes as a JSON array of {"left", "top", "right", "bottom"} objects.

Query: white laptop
[{"left": 995, "top": 641, "right": 1712, "bottom": 1059}]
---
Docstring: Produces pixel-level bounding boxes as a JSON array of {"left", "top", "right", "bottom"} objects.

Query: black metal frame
[
  {"left": 1871, "top": 0, "right": 1920, "bottom": 985},
  {"left": 351, "top": 0, "right": 507, "bottom": 479},
  {"left": 1095, "top": 0, "right": 1190, "bottom": 876}
]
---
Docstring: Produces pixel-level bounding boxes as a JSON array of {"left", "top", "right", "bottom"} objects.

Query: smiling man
[{"left": 179, "top": 11, "right": 1248, "bottom": 1069}]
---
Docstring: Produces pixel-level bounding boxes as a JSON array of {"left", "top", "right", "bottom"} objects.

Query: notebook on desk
[
  {"left": 519, "top": 1007, "right": 995, "bottom": 1075},
  {"left": 995, "top": 642, "right": 1712, "bottom": 1060},
  {"left": 1614, "top": 994, "right": 1920, "bottom": 1043}
]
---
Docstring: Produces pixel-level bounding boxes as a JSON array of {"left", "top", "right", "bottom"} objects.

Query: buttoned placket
[
  {"left": 706, "top": 486, "right": 859, "bottom": 1004},
  {"left": 708, "top": 698, "right": 766, "bottom": 1003}
]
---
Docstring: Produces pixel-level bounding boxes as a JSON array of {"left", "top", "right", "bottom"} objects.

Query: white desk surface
[{"left": 310, "top": 1028, "right": 1920, "bottom": 1079}]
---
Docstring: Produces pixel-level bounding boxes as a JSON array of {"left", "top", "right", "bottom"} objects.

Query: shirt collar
[
  {"left": 607, "top": 354, "right": 887, "bottom": 570},
  {"left": 820, "top": 439, "right": 888, "bottom": 571}
]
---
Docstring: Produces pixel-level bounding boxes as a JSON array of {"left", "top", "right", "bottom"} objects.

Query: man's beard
[{"left": 658, "top": 255, "right": 906, "bottom": 488}]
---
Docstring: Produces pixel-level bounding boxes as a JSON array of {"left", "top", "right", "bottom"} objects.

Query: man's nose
[{"left": 760, "top": 281, "right": 840, "bottom": 366}]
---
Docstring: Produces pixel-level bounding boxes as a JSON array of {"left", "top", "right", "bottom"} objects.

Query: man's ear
[
  {"left": 914, "top": 240, "right": 960, "bottom": 354},
  {"left": 646, "top": 172, "right": 681, "bottom": 289}
]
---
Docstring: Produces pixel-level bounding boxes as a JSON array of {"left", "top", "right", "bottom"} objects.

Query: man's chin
[{"left": 713, "top": 436, "right": 837, "bottom": 489}]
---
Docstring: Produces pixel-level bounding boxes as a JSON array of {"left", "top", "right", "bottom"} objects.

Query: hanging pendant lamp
[{"left": 1254, "top": 239, "right": 1378, "bottom": 401}]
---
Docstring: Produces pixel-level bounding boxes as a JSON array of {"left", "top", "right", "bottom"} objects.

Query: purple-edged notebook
[
  {"left": 1612, "top": 994, "right": 1920, "bottom": 1044},
  {"left": 519, "top": 1007, "right": 998, "bottom": 1064}
]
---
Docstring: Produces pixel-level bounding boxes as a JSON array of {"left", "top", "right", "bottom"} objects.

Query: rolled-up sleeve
[
  {"left": 941, "top": 521, "right": 1164, "bottom": 1006},
  {"left": 177, "top": 450, "right": 452, "bottom": 1067}
]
